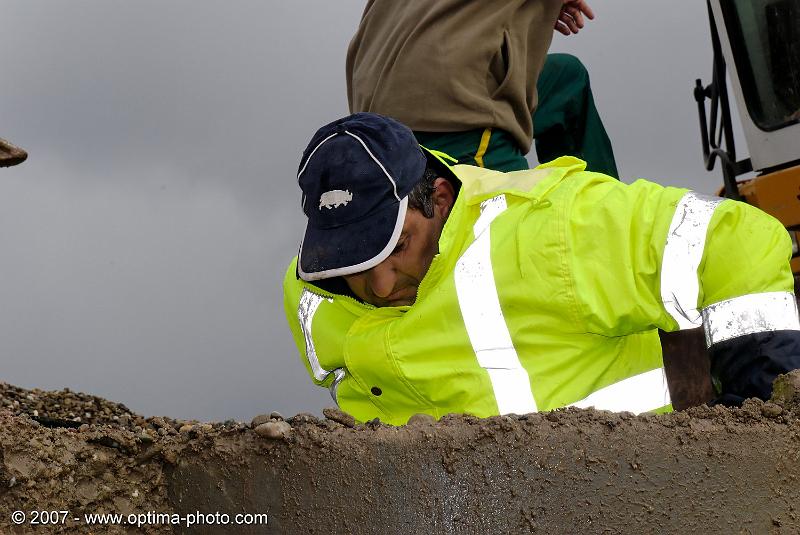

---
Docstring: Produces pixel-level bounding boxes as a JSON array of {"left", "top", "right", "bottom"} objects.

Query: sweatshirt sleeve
[{"left": 567, "top": 173, "right": 800, "bottom": 402}]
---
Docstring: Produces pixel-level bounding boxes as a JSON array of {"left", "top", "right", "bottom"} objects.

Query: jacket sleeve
[
  {"left": 283, "top": 259, "right": 354, "bottom": 401},
  {"left": 695, "top": 197, "right": 800, "bottom": 403},
  {"left": 567, "top": 174, "right": 800, "bottom": 403}
]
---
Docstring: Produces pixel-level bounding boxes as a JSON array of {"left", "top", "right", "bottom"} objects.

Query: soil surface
[
  {"left": 0, "top": 384, "right": 248, "bottom": 534},
  {"left": 2, "top": 375, "right": 800, "bottom": 534}
]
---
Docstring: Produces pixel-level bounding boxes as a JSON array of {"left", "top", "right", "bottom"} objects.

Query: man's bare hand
[{"left": 554, "top": 0, "right": 595, "bottom": 36}]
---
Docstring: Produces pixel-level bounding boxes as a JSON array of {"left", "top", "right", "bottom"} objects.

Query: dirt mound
[
  {"left": 2, "top": 373, "right": 800, "bottom": 534},
  {"left": 1, "top": 382, "right": 143, "bottom": 428},
  {"left": 0, "top": 412, "right": 172, "bottom": 534},
  {"left": 0, "top": 383, "right": 241, "bottom": 436},
  {"left": 0, "top": 406, "right": 250, "bottom": 534}
]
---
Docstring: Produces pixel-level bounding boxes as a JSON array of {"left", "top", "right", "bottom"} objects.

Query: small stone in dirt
[
  {"left": 149, "top": 416, "right": 178, "bottom": 431},
  {"left": 761, "top": 403, "right": 784, "bottom": 418},
  {"left": 269, "top": 411, "right": 284, "bottom": 421},
  {"left": 545, "top": 411, "right": 560, "bottom": 422},
  {"left": 254, "top": 421, "right": 292, "bottom": 439},
  {"left": 290, "top": 413, "right": 320, "bottom": 425},
  {"left": 250, "top": 414, "right": 272, "bottom": 428},
  {"left": 162, "top": 448, "right": 178, "bottom": 464},
  {"left": 134, "top": 445, "right": 163, "bottom": 465},
  {"left": 406, "top": 413, "right": 436, "bottom": 427},
  {"left": 323, "top": 407, "right": 356, "bottom": 428},
  {"left": 138, "top": 432, "right": 154, "bottom": 444},
  {"left": 178, "top": 424, "right": 194, "bottom": 434},
  {"left": 770, "top": 370, "right": 800, "bottom": 408}
]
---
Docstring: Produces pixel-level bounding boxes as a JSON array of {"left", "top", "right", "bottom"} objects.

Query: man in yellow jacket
[{"left": 284, "top": 113, "right": 800, "bottom": 425}]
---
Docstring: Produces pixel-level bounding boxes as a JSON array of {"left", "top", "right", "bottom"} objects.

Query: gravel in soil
[{"left": 0, "top": 382, "right": 244, "bottom": 435}]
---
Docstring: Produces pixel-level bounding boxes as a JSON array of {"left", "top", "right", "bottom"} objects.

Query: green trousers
[{"left": 415, "top": 53, "right": 619, "bottom": 178}]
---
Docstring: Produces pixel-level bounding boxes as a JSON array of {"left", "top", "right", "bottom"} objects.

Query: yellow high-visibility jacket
[{"left": 284, "top": 157, "right": 800, "bottom": 425}]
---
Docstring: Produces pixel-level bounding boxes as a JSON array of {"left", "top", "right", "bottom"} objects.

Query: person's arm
[
  {"left": 566, "top": 172, "right": 800, "bottom": 404},
  {"left": 283, "top": 259, "right": 356, "bottom": 402},
  {"left": 692, "top": 197, "right": 800, "bottom": 404}
]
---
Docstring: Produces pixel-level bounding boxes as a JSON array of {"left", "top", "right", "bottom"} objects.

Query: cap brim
[{"left": 298, "top": 197, "right": 408, "bottom": 281}]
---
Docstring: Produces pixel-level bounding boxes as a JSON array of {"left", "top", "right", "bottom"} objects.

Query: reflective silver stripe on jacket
[
  {"left": 454, "top": 194, "right": 538, "bottom": 415},
  {"left": 298, "top": 289, "right": 346, "bottom": 404},
  {"left": 570, "top": 368, "right": 671, "bottom": 414},
  {"left": 660, "top": 192, "right": 723, "bottom": 329},
  {"left": 701, "top": 291, "right": 800, "bottom": 347},
  {"left": 329, "top": 368, "right": 346, "bottom": 403}
]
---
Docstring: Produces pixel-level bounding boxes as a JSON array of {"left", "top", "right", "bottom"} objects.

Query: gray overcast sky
[{"left": 0, "top": 1, "right": 741, "bottom": 422}]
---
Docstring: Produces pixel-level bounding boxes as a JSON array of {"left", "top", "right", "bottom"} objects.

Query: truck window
[{"left": 721, "top": 0, "right": 800, "bottom": 131}]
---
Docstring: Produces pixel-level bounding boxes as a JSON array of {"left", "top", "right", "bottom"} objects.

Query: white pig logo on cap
[{"left": 319, "top": 189, "right": 353, "bottom": 210}]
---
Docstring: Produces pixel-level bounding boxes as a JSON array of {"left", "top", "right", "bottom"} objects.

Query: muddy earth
[{"left": 2, "top": 374, "right": 800, "bottom": 534}]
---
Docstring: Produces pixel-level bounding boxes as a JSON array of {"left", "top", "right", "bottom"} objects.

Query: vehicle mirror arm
[
  {"left": 694, "top": 0, "right": 752, "bottom": 201},
  {"left": 695, "top": 78, "right": 747, "bottom": 200}
]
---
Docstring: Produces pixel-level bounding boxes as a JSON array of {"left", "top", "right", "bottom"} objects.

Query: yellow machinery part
[
  {"left": 738, "top": 164, "right": 800, "bottom": 228},
  {"left": 735, "top": 163, "right": 800, "bottom": 275}
]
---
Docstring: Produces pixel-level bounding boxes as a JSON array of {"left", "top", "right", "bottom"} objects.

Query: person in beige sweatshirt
[{"left": 346, "top": 0, "right": 617, "bottom": 176}]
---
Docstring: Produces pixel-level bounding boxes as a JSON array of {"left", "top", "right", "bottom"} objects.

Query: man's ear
[{"left": 432, "top": 177, "right": 455, "bottom": 218}]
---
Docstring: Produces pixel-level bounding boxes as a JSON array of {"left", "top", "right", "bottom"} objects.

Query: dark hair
[{"left": 407, "top": 165, "right": 440, "bottom": 218}]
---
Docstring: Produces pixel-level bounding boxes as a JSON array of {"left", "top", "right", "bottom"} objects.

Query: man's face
[
  {"left": 343, "top": 177, "right": 454, "bottom": 307},
  {"left": 343, "top": 208, "right": 445, "bottom": 307}
]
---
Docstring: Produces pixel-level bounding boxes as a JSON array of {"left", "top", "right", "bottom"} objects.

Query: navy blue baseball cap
[{"left": 296, "top": 112, "right": 456, "bottom": 281}]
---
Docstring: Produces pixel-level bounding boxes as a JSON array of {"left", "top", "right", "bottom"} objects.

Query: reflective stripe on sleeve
[
  {"left": 298, "top": 289, "right": 346, "bottom": 404},
  {"left": 701, "top": 291, "right": 800, "bottom": 347},
  {"left": 660, "top": 192, "right": 723, "bottom": 329},
  {"left": 570, "top": 368, "right": 671, "bottom": 414},
  {"left": 455, "top": 195, "right": 538, "bottom": 415}
]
